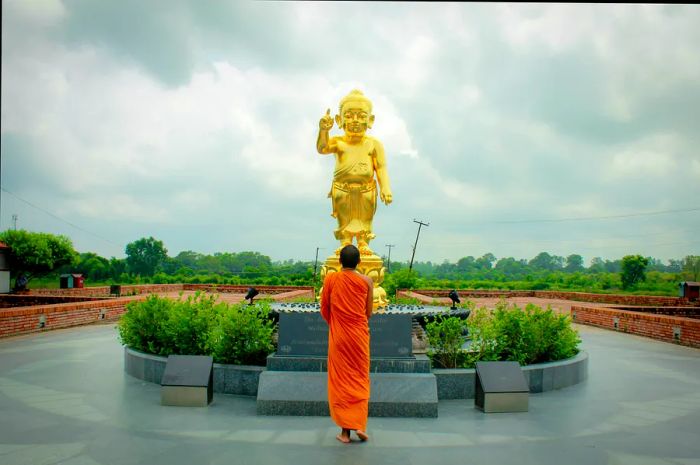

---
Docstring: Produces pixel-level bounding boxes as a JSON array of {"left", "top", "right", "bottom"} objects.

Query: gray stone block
[
  {"left": 124, "top": 349, "right": 144, "bottom": 379},
  {"left": 213, "top": 366, "right": 226, "bottom": 393},
  {"left": 527, "top": 369, "right": 544, "bottom": 393},
  {"left": 222, "top": 365, "right": 264, "bottom": 397},
  {"left": 265, "top": 353, "right": 431, "bottom": 374},
  {"left": 541, "top": 365, "right": 554, "bottom": 391},
  {"left": 256, "top": 371, "right": 438, "bottom": 417},
  {"left": 434, "top": 369, "right": 476, "bottom": 399}
]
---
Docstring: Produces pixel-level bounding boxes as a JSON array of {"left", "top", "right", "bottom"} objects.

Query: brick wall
[
  {"left": 28, "top": 284, "right": 184, "bottom": 297},
  {"left": 0, "top": 295, "right": 110, "bottom": 308},
  {"left": 609, "top": 306, "right": 700, "bottom": 320},
  {"left": 399, "top": 289, "right": 696, "bottom": 307},
  {"left": 0, "top": 296, "right": 144, "bottom": 338},
  {"left": 571, "top": 305, "right": 700, "bottom": 348},
  {"left": 183, "top": 284, "right": 314, "bottom": 295},
  {"left": 2, "top": 285, "right": 315, "bottom": 339},
  {"left": 28, "top": 283, "right": 315, "bottom": 297}
]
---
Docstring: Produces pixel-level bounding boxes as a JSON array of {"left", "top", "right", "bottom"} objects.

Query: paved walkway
[{"left": 1, "top": 323, "right": 699, "bottom": 465}]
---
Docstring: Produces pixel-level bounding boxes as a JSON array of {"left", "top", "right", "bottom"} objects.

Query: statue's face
[{"left": 338, "top": 101, "right": 373, "bottom": 136}]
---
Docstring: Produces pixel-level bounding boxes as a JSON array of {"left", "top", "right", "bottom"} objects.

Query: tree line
[{"left": 1, "top": 230, "right": 698, "bottom": 295}]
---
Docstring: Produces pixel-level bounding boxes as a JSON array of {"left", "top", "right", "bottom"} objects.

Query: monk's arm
[
  {"left": 364, "top": 277, "right": 374, "bottom": 320},
  {"left": 320, "top": 277, "right": 332, "bottom": 323},
  {"left": 372, "top": 139, "right": 392, "bottom": 204}
]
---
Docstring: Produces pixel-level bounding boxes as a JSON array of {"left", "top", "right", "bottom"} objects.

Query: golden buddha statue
[
  {"left": 317, "top": 89, "right": 392, "bottom": 256},
  {"left": 317, "top": 90, "right": 391, "bottom": 310}
]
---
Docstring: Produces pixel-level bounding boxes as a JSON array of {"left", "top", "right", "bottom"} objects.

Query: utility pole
[
  {"left": 385, "top": 244, "right": 395, "bottom": 273},
  {"left": 313, "top": 247, "right": 323, "bottom": 282},
  {"left": 12, "top": 214, "right": 18, "bottom": 230},
  {"left": 409, "top": 219, "right": 429, "bottom": 272}
]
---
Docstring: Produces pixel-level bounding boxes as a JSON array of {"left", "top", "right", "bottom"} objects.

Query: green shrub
[
  {"left": 425, "top": 315, "right": 469, "bottom": 368},
  {"left": 427, "top": 301, "right": 581, "bottom": 369},
  {"left": 207, "top": 301, "right": 275, "bottom": 365},
  {"left": 117, "top": 293, "right": 276, "bottom": 365}
]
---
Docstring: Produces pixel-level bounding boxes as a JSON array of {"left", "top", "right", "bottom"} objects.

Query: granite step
[
  {"left": 256, "top": 371, "right": 438, "bottom": 418},
  {"left": 265, "top": 353, "right": 432, "bottom": 373}
]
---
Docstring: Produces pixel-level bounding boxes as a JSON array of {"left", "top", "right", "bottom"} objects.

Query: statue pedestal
[{"left": 320, "top": 253, "right": 388, "bottom": 311}]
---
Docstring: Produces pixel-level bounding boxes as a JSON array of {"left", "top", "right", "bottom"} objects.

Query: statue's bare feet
[
  {"left": 356, "top": 430, "right": 369, "bottom": 442},
  {"left": 358, "top": 244, "right": 373, "bottom": 256}
]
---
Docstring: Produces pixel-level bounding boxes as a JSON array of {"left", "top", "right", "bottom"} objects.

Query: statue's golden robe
[{"left": 328, "top": 143, "right": 378, "bottom": 242}]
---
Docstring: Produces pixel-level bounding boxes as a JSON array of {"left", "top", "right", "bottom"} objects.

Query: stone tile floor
[{"left": 1, "top": 322, "right": 699, "bottom": 465}]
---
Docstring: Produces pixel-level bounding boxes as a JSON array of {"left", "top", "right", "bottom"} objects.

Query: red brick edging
[
  {"left": 570, "top": 305, "right": 700, "bottom": 348},
  {"left": 1, "top": 285, "right": 315, "bottom": 339}
]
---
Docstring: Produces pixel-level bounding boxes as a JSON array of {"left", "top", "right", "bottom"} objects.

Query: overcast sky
[{"left": 2, "top": 1, "right": 699, "bottom": 265}]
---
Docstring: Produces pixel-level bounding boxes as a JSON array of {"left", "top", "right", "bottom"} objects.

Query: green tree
[
  {"left": 620, "top": 255, "right": 650, "bottom": 289},
  {"left": 682, "top": 255, "right": 700, "bottom": 281},
  {"left": 383, "top": 269, "right": 419, "bottom": 300},
  {"left": 125, "top": 237, "right": 168, "bottom": 277},
  {"left": 476, "top": 253, "right": 496, "bottom": 270},
  {"left": 588, "top": 257, "right": 605, "bottom": 273},
  {"left": 494, "top": 257, "right": 528, "bottom": 278},
  {"left": 456, "top": 256, "right": 476, "bottom": 272},
  {"left": 74, "top": 252, "right": 110, "bottom": 282},
  {"left": 0, "top": 229, "right": 77, "bottom": 290},
  {"left": 565, "top": 254, "right": 584, "bottom": 273}
]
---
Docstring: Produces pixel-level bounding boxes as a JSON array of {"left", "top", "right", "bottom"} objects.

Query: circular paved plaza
[{"left": 1, "top": 322, "right": 699, "bottom": 465}]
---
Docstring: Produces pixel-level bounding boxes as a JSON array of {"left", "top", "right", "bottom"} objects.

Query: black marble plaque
[
  {"left": 276, "top": 312, "right": 413, "bottom": 358},
  {"left": 161, "top": 355, "right": 214, "bottom": 387}
]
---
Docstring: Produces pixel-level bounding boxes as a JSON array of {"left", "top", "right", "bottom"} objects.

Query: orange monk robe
[{"left": 320, "top": 270, "right": 371, "bottom": 431}]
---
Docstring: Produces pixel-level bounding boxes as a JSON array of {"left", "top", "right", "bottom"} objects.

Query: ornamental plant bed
[
  {"left": 118, "top": 292, "right": 276, "bottom": 366},
  {"left": 426, "top": 301, "right": 581, "bottom": 369}
]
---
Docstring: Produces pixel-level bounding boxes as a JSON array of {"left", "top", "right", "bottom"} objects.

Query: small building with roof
[{"left": 679, "top": 282, "right": 700, "bottom": 300}]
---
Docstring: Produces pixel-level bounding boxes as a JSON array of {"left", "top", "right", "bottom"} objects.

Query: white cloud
[
  {"left": 2, "top": 2, "right": 699, "bottom": 262},
  {"left": 607, "top": 134, "right": 680, "bottom": 180}
]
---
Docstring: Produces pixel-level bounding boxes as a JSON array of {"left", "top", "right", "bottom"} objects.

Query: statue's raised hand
[{"left": 319, "top": 109, "right": 334, "bottom": 131}]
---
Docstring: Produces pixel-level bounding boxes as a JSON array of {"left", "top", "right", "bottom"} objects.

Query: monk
[{"left": 320, "top": 245, "right": 374, "bottom": 444}]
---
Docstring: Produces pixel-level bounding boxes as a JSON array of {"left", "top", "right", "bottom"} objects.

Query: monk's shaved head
[{"left": 339, "top": 245, "right": 361, "bottom": 269}]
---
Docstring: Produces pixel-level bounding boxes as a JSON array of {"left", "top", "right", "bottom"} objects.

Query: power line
[
  {"left": 1, "top": 187, "right": 123, "bottom": 249},
  {"left": 494, "top": 207, "right": 700, "bottom": 224}
]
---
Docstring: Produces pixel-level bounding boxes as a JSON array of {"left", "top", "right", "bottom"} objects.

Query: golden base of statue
[{"left": 319, "top": 253, "right": 388, "bottom": 312}]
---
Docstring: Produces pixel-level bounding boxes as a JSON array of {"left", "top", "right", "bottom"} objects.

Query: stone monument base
[
  {"left": 320, "top": 253, "right": 388, "bottom": 310},
  {"left": 256, "top": 370, "right": 438, "bottom": 417}
]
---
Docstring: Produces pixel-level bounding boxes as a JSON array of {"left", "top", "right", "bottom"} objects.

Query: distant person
[{"left": 320, "top": 244, "right": 374, "bottom": 444}]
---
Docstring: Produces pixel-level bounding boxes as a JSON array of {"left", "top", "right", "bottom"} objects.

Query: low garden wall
[
  {"left": 0, "top": 295, "right": 111, "bottom": 308},
  {"left": 1, "top": 285, "right": 314, "bottom": 339},
  {"left": 0, "top": 296, "right": 144, "bottom": 338},
  {"left": 607, "top": 306, "right": 700, "bottom": 320},
  {"left": 124, "top": 348, "right": 264, "bottom": 397},
  {"left": 28, "top": 284, "right": 183, "bottom": 297},
  {"left": 434, "top": 351, "right": 588, "bottom": 399},
  {"left": 28, "top": 284, "right": 315, "bottom": 298},
  {"left": 183, "top": 284, "right": 314, "bottom": 295},
  {"left": 399, "top": 289, "right": 696, "bottom": 307},
  {"left": 124, "top": 347, "right": 588, "bottom": 399},
  {"left": 571, "top": 305, "right": 700, "bottom": 348}
]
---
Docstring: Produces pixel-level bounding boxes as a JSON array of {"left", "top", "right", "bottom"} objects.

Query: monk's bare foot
[
  {"left": 356, "top": 430, "right": 369, "bottom": 442},
  {"left": 336, "top": 429, "right": 351, "bottom": 444}
]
